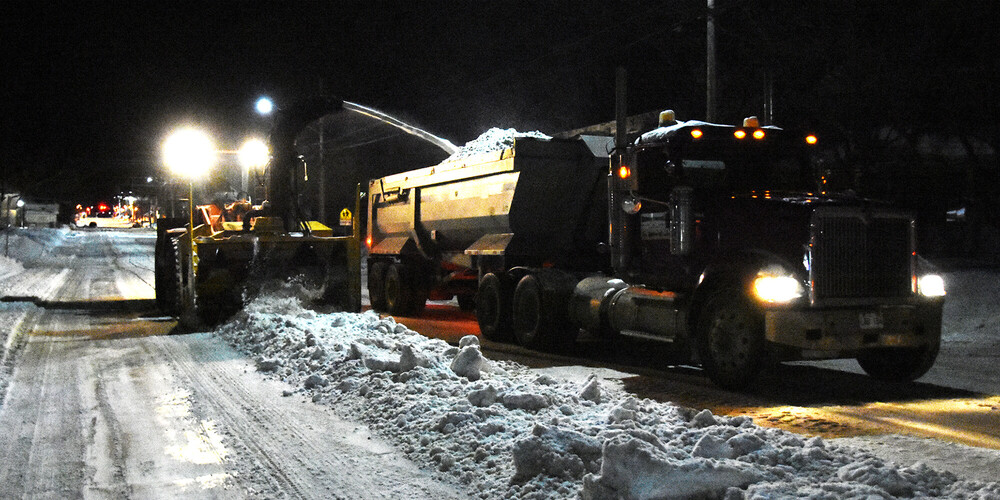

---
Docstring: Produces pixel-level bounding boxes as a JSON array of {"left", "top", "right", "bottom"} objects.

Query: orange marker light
[
  {"left": 690, "top": 129, "right": 703, "bottom": 139},
  {"left": 752, "top": 129, "right": 765, "bottom": 140},
  {"left": 365, "top": 235, "right": 373, "bottom": 248},
  {"left": 805, "top": 134, "right": 818, "bottom": 145},
  {"left": 734, "top": 130, "right": 747, "bottom": 139},
  {"left": 618, "top": 165, "right": 631, "bottom": 179}
]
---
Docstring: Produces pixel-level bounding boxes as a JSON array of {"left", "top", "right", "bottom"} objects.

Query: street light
[
  {"left": 163, "top": 128, "right": 216, "bottom": 179},
  {"left": 238, "top": 138, "right": 269, "bottom": 169},
  {"left": 162, "top": 127, "right": 217, "bottom": 323},
  {"left": 238, "top": 138, "right": 270, "bottom": 200},
  {"left": 255, "top": 97, "right": 274, "bottom": 115}
]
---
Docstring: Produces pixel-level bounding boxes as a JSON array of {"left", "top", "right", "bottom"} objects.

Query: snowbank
[
  {"left": 0, "top": 254, "right": 24, "bottom": 279},
  {"left": 0, "top": 228, "right": 73, "bottom": 300},
  {"left": 446, "top": 128, "right": 551, "bottom": 161},
  {"left": 215, "top": 284, "right": 1000, "bottom": 499}
]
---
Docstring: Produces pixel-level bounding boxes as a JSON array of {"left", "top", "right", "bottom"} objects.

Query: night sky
[{"left": 2, "top": 1, "right": 998, "bottom": 212}]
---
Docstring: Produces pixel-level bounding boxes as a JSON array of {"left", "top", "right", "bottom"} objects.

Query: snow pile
[
  {"left": 0, "top": 228, "right": 73, "bottom": 299},
  {"left": 446, "top": 128, "right": 551, "bottom": 161},
  {"left": 0, "top": 254, "right": 24, "bottom": 279},
  {"left": 215, "top": 285, "right": 1000, "bottom": 499},
  {"left": 0, "top": 227, "right": 70, "bottom": 270}
]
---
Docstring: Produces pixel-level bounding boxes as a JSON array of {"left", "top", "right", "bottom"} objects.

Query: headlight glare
[
  {"left": 752, "top": 274, "right": 804, "bottom": 304},
  {"left": 918, "top": 274, "right": 946, "bottom": 297}
]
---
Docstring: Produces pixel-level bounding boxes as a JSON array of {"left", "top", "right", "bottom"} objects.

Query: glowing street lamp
[
  {"left": 238, "top": 138, "right": 270, "bottom": 199},
  {"left": 163, "top": 128, "right": 217, "bottom": 180},
  {"left": 238, "top": 138, "right": 270, "bottom": 170},
  {"left": 255, "top": 96, "right": 274, "bottom": 115}
]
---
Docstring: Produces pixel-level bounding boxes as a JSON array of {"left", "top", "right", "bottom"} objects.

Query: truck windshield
[{"left": 636, "top": 135, "right": 816, "bottom": 200}]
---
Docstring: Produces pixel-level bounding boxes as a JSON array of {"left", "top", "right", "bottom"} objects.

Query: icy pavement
[{"left": 215, "top": 284, "right": 1000, "bottom": 499}]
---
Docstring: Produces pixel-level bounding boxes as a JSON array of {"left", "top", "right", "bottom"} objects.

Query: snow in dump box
[
  {"left": 446, "top": 128, "right": 552, "bottom": 161},
  {"left": 214, "top": 281, "right": 1000, "bottom": 500}
]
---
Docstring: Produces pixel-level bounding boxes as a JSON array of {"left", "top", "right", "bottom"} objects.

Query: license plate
[{"left": 859, "top": 312, "right": 884, "bottom": 330}]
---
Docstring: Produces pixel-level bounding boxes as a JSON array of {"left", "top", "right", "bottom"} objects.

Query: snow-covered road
[
  {"left": 0, "top": 313, "right": 462, "bottom": 498},
  {"left": 1, "top": 227, "right": 999, "bottom": 499},
  {"left": 0, "top": 229, "right": 462, "bottom": 498}
]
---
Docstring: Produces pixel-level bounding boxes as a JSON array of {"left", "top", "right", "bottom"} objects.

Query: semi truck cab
[{"left": 598, "top": 115, "right": 945, "bottom": 387}]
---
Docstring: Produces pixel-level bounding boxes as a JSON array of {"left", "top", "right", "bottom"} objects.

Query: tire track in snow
[
  {"left": 149, "top": 333, "right": 464, "bottom": 499},
  {"left": 150, "top": 334, "right": 347, "bottom": 499}
]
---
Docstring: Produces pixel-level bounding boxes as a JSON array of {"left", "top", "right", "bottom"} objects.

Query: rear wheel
[
  {"left": 512, "top": 274, "right": 576, "bottom": 351},
  {"left": 857, "top": 340, "right": 939, "bottom": 382},
  {"left": 696, "top": 290, "right": 766, "bottom": 389},
  {"left": 384, "top": 262, "right": 426, "bottom": 316},
  {"left": 476, "top": 273, "right": 513, "bottom": 342}
]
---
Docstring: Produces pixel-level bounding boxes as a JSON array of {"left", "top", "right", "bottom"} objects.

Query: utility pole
[{"left": 706, "top": 0, "right": 717, "bottom": 122}]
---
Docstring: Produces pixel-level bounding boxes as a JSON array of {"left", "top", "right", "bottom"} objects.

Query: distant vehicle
[
  {"left": 365, "top": 112, "right": 946, "bottom": 389},
  {"left": 95, "top": 203, "right": 113, "bottom": 218}
]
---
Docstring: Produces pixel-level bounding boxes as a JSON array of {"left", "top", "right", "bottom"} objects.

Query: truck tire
[
  {"left": 856, "top": 340, "right": 939, "bottom": 382},
  {"left": 512, "top": 274, "right": 575, "bottom": 351},
  {"left": 384, "top": 263, "right": 426, "bottom": 315},
  {"left": 696, "top": 290, "right": 766, "bottom": 389},
  {"left": 156, "top": 236, "right": 182, "bottom": 316},
  {"left": 476, "top": 273, "right": 513, "bottom": 342},
  {"left": 155, "top": 235, "right": 177, "bottom": 314},
  {"left": 368, "top": 261, "right": 389, "bottom": 311}
]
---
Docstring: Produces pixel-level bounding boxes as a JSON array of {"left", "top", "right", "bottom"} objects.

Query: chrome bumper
[{"left": 764, "top": 301, "right": 943, "bottom": 358}]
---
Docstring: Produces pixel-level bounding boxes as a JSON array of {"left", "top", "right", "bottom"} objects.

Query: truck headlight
[
  {"left": 917, "top": 274, "right": 946, "bottom": 297},
  {"left": 753, "top": 273, "right": 804, "bottom": 304}
]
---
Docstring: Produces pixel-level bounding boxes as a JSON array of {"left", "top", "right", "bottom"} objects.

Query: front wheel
[
  {"left": 696, "top": 290, "right": 766, "bottom": 389},
  {"left": 856, "top": 340, "right": 939, "bottom": 382}
]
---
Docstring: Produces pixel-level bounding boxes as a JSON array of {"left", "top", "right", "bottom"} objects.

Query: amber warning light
[
  {"left": 805, "top": 134, "right": 818, "bottom": 145},
  {"left": 618, "top": 165, "right": 631, "bottom": 179}
]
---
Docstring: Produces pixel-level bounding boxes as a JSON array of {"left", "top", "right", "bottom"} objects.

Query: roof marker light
[
  {"left": 805, "top": 134, "right": 818, "bottom": 145},
  {"left": 734, "top": 130, "right": 747, "bottom": 140},
  {"left": 690, "top": 129, "right": 703, "bottom": 139},
  {"left": 753, "top": 129, "right": 766, "bottom": 140}
]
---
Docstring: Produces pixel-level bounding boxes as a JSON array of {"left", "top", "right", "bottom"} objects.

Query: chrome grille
[{"left": 811, "top": 208, "right": 913, "bottom": 300}]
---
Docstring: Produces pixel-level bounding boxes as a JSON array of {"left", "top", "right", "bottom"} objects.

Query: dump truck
[
  {"left": 154, "top": 97, "right": 361, "bottom": 325},
  {"left": 366, "top": 113, "right": 946, "bottom": 388}
]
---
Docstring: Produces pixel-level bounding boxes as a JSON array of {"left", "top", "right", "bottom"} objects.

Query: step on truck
[{"left": 365, "top": 113, "right": 945, "bottom": 389}]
